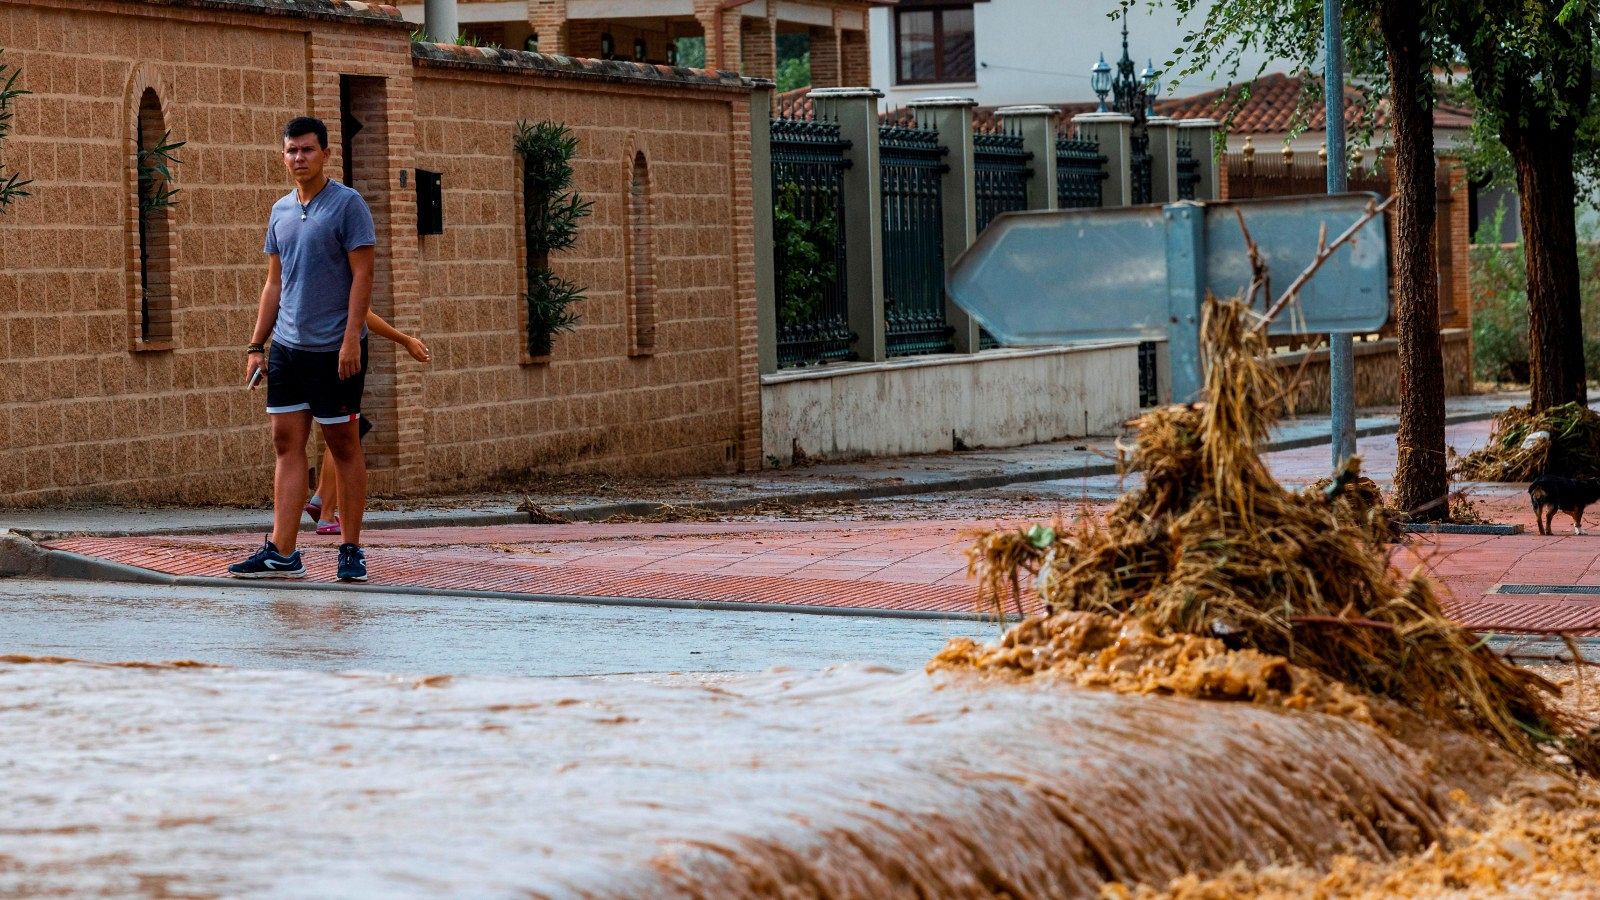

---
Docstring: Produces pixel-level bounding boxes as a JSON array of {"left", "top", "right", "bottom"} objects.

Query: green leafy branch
[
  {"left": 772, "top": 180, "right": 838, "bottom": 328},
  {"left": 515, "top": 120, "right": 593, "bottom": 353},
  {"left": 138, "top": 130, "right": 185, "bottom": 215},
  {"left": 0, "top": 48, "right": 33, "bottom": 211}
]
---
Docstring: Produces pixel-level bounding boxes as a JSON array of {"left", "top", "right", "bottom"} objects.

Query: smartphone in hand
[{"left": 248, "top": 366, "right": 264, "bottom": 389}]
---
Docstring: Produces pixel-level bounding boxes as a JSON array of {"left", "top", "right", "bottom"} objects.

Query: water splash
[{"left": 0, "top": 657, "right": 1563, "bottom": 897}]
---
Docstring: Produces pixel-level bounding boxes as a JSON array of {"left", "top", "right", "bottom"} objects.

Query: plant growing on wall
[
  {"left": 138, "top": 130, "right": 184, "bottom": 215},
  {"left": 772, "top": 180, "right": 837, "bottom": 328},
  {"left": 515, "top": 120, "right": 592, "bottom": 358},
  {"left": 0, "top": 49, "right": 33, "bottom": 211}
]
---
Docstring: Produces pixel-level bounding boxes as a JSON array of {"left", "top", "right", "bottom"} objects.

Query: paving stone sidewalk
[{"left": 1, "top": 390, "right": 1529, "bottom": 539}]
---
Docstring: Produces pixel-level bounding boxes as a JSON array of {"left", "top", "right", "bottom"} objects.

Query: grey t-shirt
[{"left": 263, "top": 179, "right": 376, "bottom": 351}]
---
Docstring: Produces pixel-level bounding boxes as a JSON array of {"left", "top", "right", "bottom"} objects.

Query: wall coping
[
  {"left": 1266, "top": 328, "right": 1469, "bottom": 367},
  {"left": 411, "top": 42, "right": 761, "bottom": 91},
  {"left": 761, "top": 341, "right": 1141, "bottom": 386},
  {"left": 131, "top": 0, "right": 411, "bottom": 28}
]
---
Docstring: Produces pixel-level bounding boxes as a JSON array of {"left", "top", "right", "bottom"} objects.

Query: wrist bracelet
[{"left": 247, "top": 343, "right": 265, "bottom": 354}]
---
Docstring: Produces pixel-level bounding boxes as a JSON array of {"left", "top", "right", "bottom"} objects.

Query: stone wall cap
[
  {"left": 1177, "top": 117, "right": 1221, "bottom": 128},
  {"left": 1146, "top": 115, "right": 1177, "bottom": 127},
  {"left": 132, "top": 0, "right": 411, "bottom": 27},
  {"left": 808, "top": 87, "right": 886, "bottom": 99},
  {"left": 1071, "top": 112, "right": 1135, "bottom": 124},
  {"left": 411, "top": 42, "right": 759, "bottom": 91},
  {"left": 994, "top": 105, "right": 1060, "bottom": 116},
  {"left": 907, "top": 96, "right": 978, "bottom": 108}
]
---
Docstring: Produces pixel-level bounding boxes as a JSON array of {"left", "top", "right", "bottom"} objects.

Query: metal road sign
[{"left": 946, "top": 193, "right": 1390, "bottom": 401}]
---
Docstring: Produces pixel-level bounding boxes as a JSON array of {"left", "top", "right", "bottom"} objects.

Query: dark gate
[
  {"left": 973, "top": 129, "right": 1031, "bottom": 233},
  {"left": 1055, "top": 135, "right": 1107, "bottom": 209},
  {"left": 973, "top": 129, "right": 1032, "bottom": 349},
  {"left": 879, "top": 121, "right": 952, "bottom": 357},
  {"left": 770, "top": 116, "right": 854, "bottom": 368}
]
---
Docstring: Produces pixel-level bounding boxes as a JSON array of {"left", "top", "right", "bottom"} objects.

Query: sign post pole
[
  {"left": 1325, "top": 0, "right": 1357, "bottom": 466},
  {"left": 1164, "top": 204, "right": 1207, "bottom": 401}
]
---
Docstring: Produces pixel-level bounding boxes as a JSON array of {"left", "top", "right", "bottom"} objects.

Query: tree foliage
[{"left": 772, "top": 181, "right": 838, "bottom": 328}]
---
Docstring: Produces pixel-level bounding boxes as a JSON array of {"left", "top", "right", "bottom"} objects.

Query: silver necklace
[{"left": 298, "top": 180, "right": 329, "bottom": 221}]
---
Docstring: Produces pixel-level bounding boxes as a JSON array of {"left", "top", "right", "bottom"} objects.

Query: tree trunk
[
  {"left": 1382, "top": 0, "right": 1448, "bottom": 521},
  {"left": 1512, "top": 126, "right": 1588, "bottom": 410}
]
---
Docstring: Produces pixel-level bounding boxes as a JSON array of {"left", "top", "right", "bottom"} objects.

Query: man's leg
[
  {"left": 271, "top": 411, "right": 313, "bottom": 553},
  {"left": 322, "top": 419, "right": 364, "bottom": 546}
]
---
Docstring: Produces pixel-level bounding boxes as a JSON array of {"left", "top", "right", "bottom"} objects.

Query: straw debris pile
[
  {"left": 939, "top": 298, "right": 1599, "bottom": 775},
  {"left": 1453, "top": 402, "right": 1600, "bottom": 482}
]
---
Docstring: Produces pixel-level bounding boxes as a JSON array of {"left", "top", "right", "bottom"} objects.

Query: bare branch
[{"left": 1250, "top": 195, "right": 1396, "bottom": 335}]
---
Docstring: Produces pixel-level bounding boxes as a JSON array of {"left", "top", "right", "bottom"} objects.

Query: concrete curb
[
  {"left": 32, "top": 547, "right": 996, "bottom": 623},
  {"left": 5, "top": 406, "right": 1508, "bottom": 542},
  {"left": 1402, "top": 523, "right": 1523, "bottom": 536}
]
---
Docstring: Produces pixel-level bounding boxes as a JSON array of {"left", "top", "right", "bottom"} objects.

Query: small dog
[{"left": 1528, "top": 474, "right": 1600, "bottom": 535}]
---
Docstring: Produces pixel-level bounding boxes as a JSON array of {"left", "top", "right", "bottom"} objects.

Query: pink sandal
[{"left": 316, "top": 515, "right": 342, "bottom": 536}]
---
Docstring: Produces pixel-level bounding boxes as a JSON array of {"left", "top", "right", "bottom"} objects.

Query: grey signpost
[
  {"left": 946, "top": 195, "right": 1390, "bottom": 405},
  {"left": 1325, "top": 0, "right": 1357, "bottom": 467}
]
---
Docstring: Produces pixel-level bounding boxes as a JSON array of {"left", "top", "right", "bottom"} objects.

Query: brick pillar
[
  {"left": 741, "top": 13, "right": 776, "bottom": 79},
  {"left": 1177, "top": 118, "right": 1220, "bottom": 200},
  {"left": 810, "top": 87, "right": 886, "bottom": 362},
  {"left": 997, "top": 105, "right": 1059, "bottom": 211},
  {"left": 1146, "top": 116, "right": 1179, "bottom": 203},
  {"left": 910, "top": 96, "right": 980, "bottom": 354},
  {"left": 527, "top": 0, "right": 568, "bottom": 55},
  {"left": 695, "top": 0, "right": 742, "bottom": 72},
  {"left": 1071, "top": 112, "right": 1133, "bottom": 207},
  {"left": 809, "top": 25, "right": 841, "bottom": 88},
  {"left": 840, "top": 25, "right": 870, "bottom": 86},
  {"left": 750, "top": 84, "right": 779, "bottom": 374}
]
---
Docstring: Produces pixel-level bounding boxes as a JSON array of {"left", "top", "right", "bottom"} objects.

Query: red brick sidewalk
[{"left": 42, "top": 512, "right": 1600, "bottom": 633}]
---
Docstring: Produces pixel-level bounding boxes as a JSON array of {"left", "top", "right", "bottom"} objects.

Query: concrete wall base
[{"left": 762, "top": 343, "right": 1141, "bottom": 466}]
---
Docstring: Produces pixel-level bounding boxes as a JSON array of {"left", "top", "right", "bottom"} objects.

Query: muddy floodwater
[{"left": 1, "top": 656, "right": 1528, "bottom": 898}]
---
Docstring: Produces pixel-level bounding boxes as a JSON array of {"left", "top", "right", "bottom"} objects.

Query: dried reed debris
[
  {"left": 946, "top": 298, "right": 1599, "bottom": 775},
  {"left": 1452, "top": 402, "right": 1600, "bottom": 482}
]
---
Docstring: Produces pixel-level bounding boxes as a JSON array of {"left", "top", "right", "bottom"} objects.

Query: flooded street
[
  {"left": 0, "top": 578, "right": 980, "bottom": 676},
  {"left": 2, "top": 659, "right": 1503, "bottom": 898}
]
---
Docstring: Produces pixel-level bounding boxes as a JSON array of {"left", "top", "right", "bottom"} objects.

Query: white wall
[
  {"left": 869, "top": 0, "right": 1285, "bottom": 110},
  {"left": 763, "top": 343, "right": 1140, "bottom": 465}
]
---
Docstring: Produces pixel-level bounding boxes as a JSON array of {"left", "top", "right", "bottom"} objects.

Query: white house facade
[{"left": 867, "top": 0, "right": 1283, "bottom": 109}]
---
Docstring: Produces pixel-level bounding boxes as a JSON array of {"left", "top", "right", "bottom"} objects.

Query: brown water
[{"left": 0, "top": 656, "right": 1564, "bottom": 898}]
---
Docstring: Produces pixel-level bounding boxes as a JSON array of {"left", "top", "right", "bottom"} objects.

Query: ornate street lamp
[
  {"left": 633, "top": 37, "right": 647, "bottom": 61},
  {"left": 1140, "top": 59, "right": 1159, "bottom": 117},
  {"left": 600, "top": 32, "right": 615, "bottom": 59},
  {"left": 1091, "top": 54, "right": 1112, "bottom": 112},
  {"left": 666, "top": 42, "right": 679, "bottom": 65}
]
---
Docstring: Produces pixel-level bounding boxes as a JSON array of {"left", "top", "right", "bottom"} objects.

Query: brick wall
[
  {"left": 0, "top": 0, "right": 762, "bottom": 504},
  {"left": 0, "top": 0, "right": 322, "bottom": 504},
  {"left": 410, "top": 56, "right": 759, "bottom": 485},
  {"left": 1271, "top": 330, "right": 1474, "bottom": 416}
]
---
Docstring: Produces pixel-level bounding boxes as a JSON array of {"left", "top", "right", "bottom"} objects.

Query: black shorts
[{"left": 265, "top": 338, "right": 367, "bottom": 425}]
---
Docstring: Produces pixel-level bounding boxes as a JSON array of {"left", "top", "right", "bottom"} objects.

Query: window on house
[
  {"left": 626, "top": 151, "right": 656, "bottom": 356},
  {"left": 135, "top": 88, "right": 174, "bottom": 346},
  {"left": 894, "top": 4, "right": 975, "bottom": 85}
]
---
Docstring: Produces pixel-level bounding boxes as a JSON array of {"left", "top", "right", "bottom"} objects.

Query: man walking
[{"left": 230, "top": 116, "right": 375, "bottom": 582}]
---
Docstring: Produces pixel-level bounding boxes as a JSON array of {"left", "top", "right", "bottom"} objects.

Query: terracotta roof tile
[{"left": 775, "top": 73, "right": 1472, "bottom": 134}]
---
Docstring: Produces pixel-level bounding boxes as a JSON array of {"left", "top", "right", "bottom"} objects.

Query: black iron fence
[
  {"left": 879, "top": 122, "right": 952, "bottom": 357},
  {"left": 770, "top": 116, "right": 855, "bottom": 368},
  {"left": 1130, "top": 145, "right": 1153, "bottom": 205},
  {"left": 973, "top": 129, "right": 1031, "bottom": 233},
  {"left": 1176, "top": 132, "right": 1200, "bottom": 201},
  {"left": 973, "top": 129, "right": 1032, "bottom": 350},
  {"left": 1055, "top": 135, "right": 1107, "bottom": 209}
]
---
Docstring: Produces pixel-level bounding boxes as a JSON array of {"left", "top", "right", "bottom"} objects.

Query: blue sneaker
[
  {"left": 337, "top": 543, "right": 368, "bottom": 582},
  {"left": 227, "top": 538, "right": 305, "bottom": 579}
]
